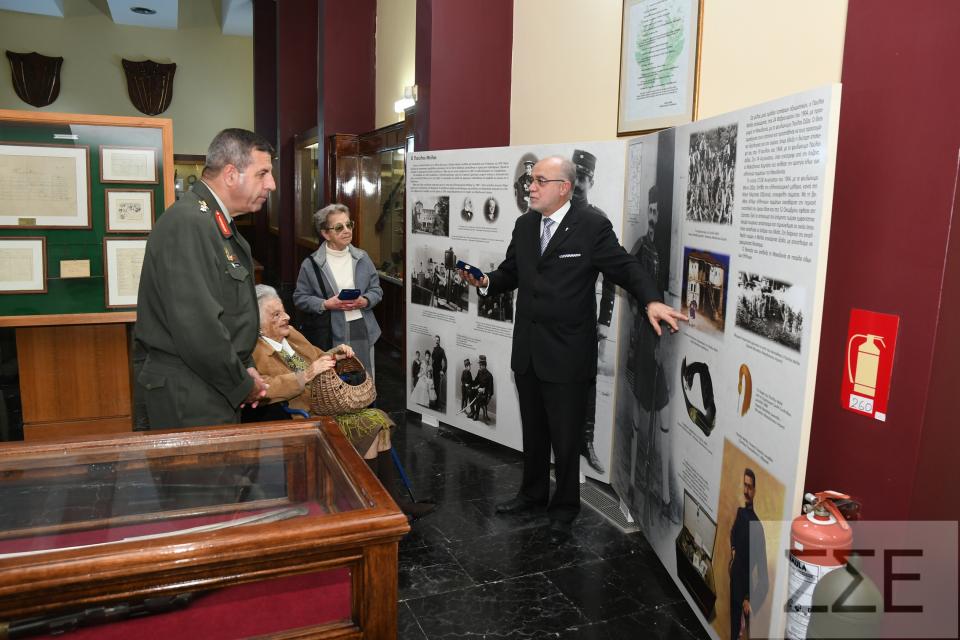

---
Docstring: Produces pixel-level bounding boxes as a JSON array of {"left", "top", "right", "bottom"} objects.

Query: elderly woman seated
[{"left": 253, "top": 284, "right": 433, "bottom": 519}]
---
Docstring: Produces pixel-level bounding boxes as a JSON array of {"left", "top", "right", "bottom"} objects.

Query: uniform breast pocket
[
  {"left": 221, "top": 263, "right": 250, "bottom": 315},
  {"left": 227, "top": 264, "right": 250, "bottom": 282}
]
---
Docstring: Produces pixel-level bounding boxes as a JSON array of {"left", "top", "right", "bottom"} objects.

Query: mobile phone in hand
[
  {"left": 338, "top": 288, "right": 362, "bottom": 300},
  {"left": 455, "top": 260, "right": 484, "bottom": 280}
]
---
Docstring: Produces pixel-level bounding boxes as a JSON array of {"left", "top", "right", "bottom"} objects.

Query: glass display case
[
  {"left": 325, "top": 118, "right": 412, "bottom": 351},
  {"left": 0, "top": 419, "right": 408, "bottom": 639},
  {"left": 172, "top": 153, "right": 204, "bottom": 202},
  {"left": 294, "top": 127, "right": 321, "bottom": 246},
  {"left": 359, "top": 145, "right": 405, "bottom": 281}
]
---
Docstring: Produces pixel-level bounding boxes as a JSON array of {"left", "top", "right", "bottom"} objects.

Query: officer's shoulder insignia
[
  {"left": 198, "top": 199, "right": 209, "bottom": 213},
  {"left": 213, "top": 209, "right": 233, "bottom": 238}
]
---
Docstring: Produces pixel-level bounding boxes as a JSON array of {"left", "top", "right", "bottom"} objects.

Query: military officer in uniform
[
  {"left": 460, "top": 358, "right": 475, "bottom": 413},
  {"left": 133, "top": 128, "right": 276, "bottom": 429},
  {"left": 572, "top": 149, "right": 614, "bottom": 474},
  {"left": 514, "top": 159, "right": 535, "bottom": 212},
  {"left": 470, "top": 355, "right": 494, "bottom": 421}
]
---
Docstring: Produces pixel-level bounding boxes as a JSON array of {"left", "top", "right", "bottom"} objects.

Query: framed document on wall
[
  {"left": 103, "top": 237, "right": 146, "bottom": 307},
  {"left": 0, "top": 143, "right": 91, "bottom": 228},
  {"left": 617, "top": 0, "right": 703, "bottom": 135},
  {"left": 105, "top": 189, "right": 154, "bottom": 233},
  {"left": 0, "top": 237, "right": 47, "bottom": 293},
  {"left": 100, "top": 146, "right": 158, "bottom": 183}
]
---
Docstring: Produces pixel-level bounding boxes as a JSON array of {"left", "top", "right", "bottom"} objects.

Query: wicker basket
[{"left": 309, "top": 356, "right": 376, "bottom": 415}]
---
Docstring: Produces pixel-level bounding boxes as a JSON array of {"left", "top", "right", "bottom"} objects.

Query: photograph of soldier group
[
  {"left": 680, "top": 248, "right": 729, "bottom": 336},
  {"left": 412, "top": 196, "right": 450, "bottom": 236},
  {"left": 410, "top": 246, "right": 469, "bottom": 312},
  {"left": 686, "top": 123, "right": 737, "bottom": 224},
  {"left": 458, "top": 355, "right": 495, "bottom": 424},
  {"left": 734, "top": 271, "right": 804, "bottom": 352}
]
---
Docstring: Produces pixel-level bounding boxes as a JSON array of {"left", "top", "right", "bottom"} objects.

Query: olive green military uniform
[{"left": 133, "top": 181, "right": 258, "bottom": 429}]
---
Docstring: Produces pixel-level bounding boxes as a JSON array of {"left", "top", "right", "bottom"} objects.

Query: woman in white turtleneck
[{"left": 293, "top": 204, "right": 384, "bottom": 379}]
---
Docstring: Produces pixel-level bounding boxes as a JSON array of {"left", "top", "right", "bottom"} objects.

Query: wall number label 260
[{"left": 848, "top": 393, "right": 874, "bottom": 414}]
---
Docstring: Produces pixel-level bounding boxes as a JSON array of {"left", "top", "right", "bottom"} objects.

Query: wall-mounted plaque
[
  {"left": 617, "top": 0, "right": 703, "bottom": 135},
  {"left": 5, "top": 51, "right": 63, "bottom": 108}
]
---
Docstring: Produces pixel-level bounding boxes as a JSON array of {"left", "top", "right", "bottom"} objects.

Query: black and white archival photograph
[
  {"left": 735, "top": 271, "right": 805, "bottom": 352},
  {"left": 613, "top": 129, "right": 682, "bottom": 531},
  {"left": 513, "top": 154, "right": 537, "bottom": 213},
  {"left": 482, "top": 196, "right": 500, "bottom": 223},
  {"left": 410, "top": 246, "right": 469, "bottom": 312},
  {"left": 411, "top": 195, "right": 450, "bottom": 236},
  {"left": 686, "top": 123, "right": 737, "bottom": 224},
  {"left": 410, "top": 334, "right": 448, "bottom": 413},
  {"left": 680, "top": 247, "right": 730, "bottom": 337},
  {"left": 474, "top": 253, "right": 514, "bottom": 323},
  {"left": 460, "top": 196, "right": 475, "bottom": 222},
  {"left": 456, "top": 353, "right": 496, "bottom": 426}
]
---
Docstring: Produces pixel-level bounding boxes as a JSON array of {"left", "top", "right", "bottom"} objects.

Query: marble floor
[{"left": 374, "top": 343, "right": 710, "bottom": 639}]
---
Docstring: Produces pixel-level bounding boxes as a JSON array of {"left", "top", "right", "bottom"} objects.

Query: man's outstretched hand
[{"left": 646, "top": 302, "right": 687, "bottom": 336}]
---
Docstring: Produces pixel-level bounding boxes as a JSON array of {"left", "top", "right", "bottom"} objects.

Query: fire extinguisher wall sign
[{"left": 841, "top": 309, "right": 899, "bottom": 421}]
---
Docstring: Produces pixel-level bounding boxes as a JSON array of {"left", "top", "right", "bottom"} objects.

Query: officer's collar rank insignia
[
  {"left": 198, "top": 199, "right": 209, "bottom": 213},
  {"left": 214, "top": 209, "right": 233, "bottom": 238}
]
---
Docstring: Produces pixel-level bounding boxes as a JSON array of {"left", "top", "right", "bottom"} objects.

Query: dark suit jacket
[{"left": 486, "top": 202, "right": 660, "bottom": 383}]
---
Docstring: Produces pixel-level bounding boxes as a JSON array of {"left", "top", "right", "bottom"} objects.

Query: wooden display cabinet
[
  {"left": 0, "top": 418, "right": 409, "bottom": 639},
  {"left": 324, "top": 117, "right": 412, "bottom": 353}
]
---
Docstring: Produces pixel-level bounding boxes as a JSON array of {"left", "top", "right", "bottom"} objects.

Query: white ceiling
[
  {"left": 105, "top": 0, "right": 178, "bottom": 29},
  {"left": 0, "top": 0, "right": 64, "bottom": 17},
  {"left": 0, "top": 0, "right": 252, "bottom": 35},
  {"left": 221, "top": 0, "right": 252, "bottom": 37}
]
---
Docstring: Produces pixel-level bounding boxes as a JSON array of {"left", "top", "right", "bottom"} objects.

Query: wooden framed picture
[
  {"left": 103, "top": 237, "right": 147, "bottom": 308},
  {"left": 100, "top": 146, "right": 158, "bottom": 183},
  {"left": 617, "top": 0, "right": 704, "bottom": 136},
  {"left": 0, "top": 237, "right": 47, "bottom": 293},
  {"left": 105, "top": 188, "right": 155, "bottom": 233},
  {"left": 0, "top": 143, "right": 91, "bottom": 228}
]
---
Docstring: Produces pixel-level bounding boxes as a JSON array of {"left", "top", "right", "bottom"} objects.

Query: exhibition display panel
[{"left": 0, "top": 418, "right": 408, "bottom": 639}]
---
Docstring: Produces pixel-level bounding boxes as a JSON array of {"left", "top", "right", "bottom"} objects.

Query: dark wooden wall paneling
[
  {"left": 806, "top": 0, "right": 960, "bottom": 522},
  {"left": 414, "top": 0, "right": 512, "bottom": 151}
]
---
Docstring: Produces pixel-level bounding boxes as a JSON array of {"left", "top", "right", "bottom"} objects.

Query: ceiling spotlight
[{"left": 131, "top": 6, "right": 157, "bottom": 15}]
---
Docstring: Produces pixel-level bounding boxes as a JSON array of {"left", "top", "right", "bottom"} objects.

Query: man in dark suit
[
  {"left": 460, "top": 358, "right": 474, "bottom": 412},
  {"left": 133, "top": 128, "right": 274, "bottom": 429},
  {"left": 729, "top": 468, "right": 768, "bottom": 640},
  {"left": 459, "top": 156, "right": 684, "bottom": 543},
  {"left": 431, "top": 334, "right": 447, "bottom": 410}
]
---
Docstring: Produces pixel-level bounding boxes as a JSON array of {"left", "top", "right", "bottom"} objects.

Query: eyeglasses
[
  {"left": 325, "top": 221, "right": 354, "bottom": 232},
  {"left": 532, "top": 177, "right": 567, "bottom": 186}
]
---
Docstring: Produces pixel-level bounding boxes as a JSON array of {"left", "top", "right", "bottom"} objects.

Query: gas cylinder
[{"left": 785, "top": 491, "right": 853, "bottom": 639}]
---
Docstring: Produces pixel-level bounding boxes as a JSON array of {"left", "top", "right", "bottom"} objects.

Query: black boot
[
  {"left": 580, "top": 422, "right": 605, "bottom": 474},
  {"left": 376, "top": 450, "right": 436, "bottom": 520}
]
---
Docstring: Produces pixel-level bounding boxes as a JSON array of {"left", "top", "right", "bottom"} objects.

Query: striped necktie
[{"left": 540, "top": 217, "right": 554, "bottom": 255}]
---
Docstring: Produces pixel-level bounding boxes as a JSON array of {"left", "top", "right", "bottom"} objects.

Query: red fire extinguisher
[{"left": 785, "top": 491, "right": 854, "bottom": 639}]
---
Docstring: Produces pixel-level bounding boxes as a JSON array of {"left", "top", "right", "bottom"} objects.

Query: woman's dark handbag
[{"left": 299, "top": 258, "right": 333, "bottom": 350}]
